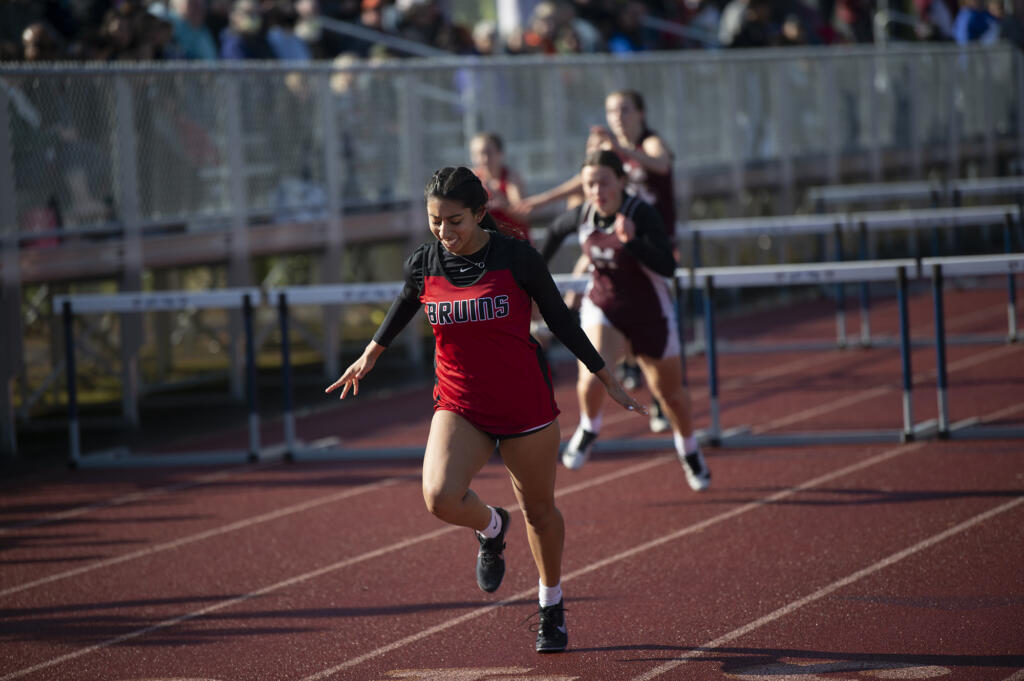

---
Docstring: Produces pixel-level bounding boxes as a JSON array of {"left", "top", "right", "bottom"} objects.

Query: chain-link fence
[{"left": 2, "top": 45, "right": 1021, "bottom": 240}]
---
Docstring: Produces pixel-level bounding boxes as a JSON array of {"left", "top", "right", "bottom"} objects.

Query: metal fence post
[
  {"left": 114, "top": 75, "right": 143, "bottom": 428},
  {"left": 397, "top": 72, "right": 425, "bottom": 372},
  {"left": 225, "top": 73, "right": 251, "bottom": 401},
  {"left": 0, "top": 85, "right": 21, "bottom": 457},
  {"left": 319, "top": 70, "right": 344, "bottom": 380}
]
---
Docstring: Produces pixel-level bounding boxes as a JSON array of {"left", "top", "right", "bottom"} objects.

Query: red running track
[{"left": 1, "top": 283, "right": 1022, "bottom": 681}]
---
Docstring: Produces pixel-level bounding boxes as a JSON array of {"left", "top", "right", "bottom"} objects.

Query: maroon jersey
[
  {"left": 374, "top": 232, "right": 604, "bottom": 435},
  {"left": 622, "top": 129, "right": 676, "bottom": 237},
  {"left": 543, "top": 194, "right": 677, "bottom": 331}
]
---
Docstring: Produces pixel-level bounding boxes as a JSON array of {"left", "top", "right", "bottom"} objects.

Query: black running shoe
[
  {"left": 534, "top": 599, "right": 568, "bottom": 653},
  {"left": 680, "top": 446, "right": 711, "bottom": 492},
  {"left": 475, "top": 507, "right": 510, "bottom": 593},
  {"left": 562, "top": 426, "right": 597, "bottom": 470}
]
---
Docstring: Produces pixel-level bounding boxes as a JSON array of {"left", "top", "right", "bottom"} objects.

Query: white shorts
[{"left": 579, "top": 295, "right": 680, "bottom": 360}]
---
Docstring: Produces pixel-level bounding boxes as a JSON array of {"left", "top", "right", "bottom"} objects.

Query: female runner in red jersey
[
  {"left": 470, "top": 131, "right": 532, "bottom": 241},
  {"left": 326, "top": 166, "right": 644, "bottom": 653}
]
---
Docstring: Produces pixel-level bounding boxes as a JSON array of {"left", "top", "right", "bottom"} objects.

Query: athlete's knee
[
  {"left": 422, "top": 483, "right": 464, "bottom": 520},
  {"left": 520, "top": 497, "right": 561, "bottom": 531}
]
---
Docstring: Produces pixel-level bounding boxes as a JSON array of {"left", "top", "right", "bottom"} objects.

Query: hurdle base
[
  {"left": 947, "top": 417, "right": 1024, "bottom": 440},
  {"left": 70, "top": 443, "right": 287, "bottom": 469},
  {"left": 715, "top": 429, "right": 906, "bottom": 448}
]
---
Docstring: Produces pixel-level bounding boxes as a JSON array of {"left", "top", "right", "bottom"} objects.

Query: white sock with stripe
[
  {"left": 579, "top": 412, "right": 602, "bottom": 434},
  {"left": 477, "top": 505, "right": 502, "bottom": 539},
  {"left": 674, "top": 432, "right": 699, "bottom": 456}
]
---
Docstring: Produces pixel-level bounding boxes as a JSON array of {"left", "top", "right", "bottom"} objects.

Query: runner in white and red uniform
[
  {"left": 540, "top": 150, "right": 710, "bottom": 493},
  {"left": 326, "top": 166, "right": 644, "bottom": 654}
]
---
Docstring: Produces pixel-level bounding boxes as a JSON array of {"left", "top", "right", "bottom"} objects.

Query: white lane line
[
  {"left": 0, "top": 464, "right": 273, "bottom": 534},
  {"left": 1001, "top": 669, "right": 1024, "bottom": 681},
  {"left": 294, "top": 442, "right": 925, "bottom": 681},
  {"left": 0, "top": 476, "right": 405, "bottom": 599},
  {"left": 628, "top": 494, "right": 1024, "bottom": 681},
  {"left": 0, "top": 457, "right": 668, "bottom": 681}
]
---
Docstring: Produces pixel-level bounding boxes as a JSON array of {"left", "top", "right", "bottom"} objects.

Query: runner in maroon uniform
[
  {"left": 326, "top": 166, "right": 644, "bottom": 653},
  {"left": 517, "top": 90, "right": 676, "bottom": 239},
  {"left": 540, "top": 150, "right": 711, "bottom": 493},
  {"left": 518, "top": 90, "right": 679, "bottom": 431}
]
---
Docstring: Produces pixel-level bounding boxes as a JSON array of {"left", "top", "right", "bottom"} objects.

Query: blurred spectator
[
  {"left": 168, "top": 0, "right": 218, "bottom": 59},
  {"left": 295, "top": 0, "right": 359, "bottom": 57},
  {"left": 352, "top": 0, "right": 399, "bottom": 57},
  {"left": 205, "top": 0, "right": 233, "bottom": 46},
  {"left": 219, "top": 0, "right": 275, "bottom": 59},
  {"left": 607, "top": 0, "right": 656, "bottom": 52},
  {"left": 999, "top": 0, "right": 1024, "bottom": 46},
  {"left": 834, "top": 0, "right": 874, "bottom": 42},
  {"left": 779, "top": 12, "right": 810, "bottom": 44},
  {"left": 952, "top": 0, "right": 1001, "bottom": 42},
  {"left": 731, "top": 0, "right": 779, "bottom": 46},
  {"left": 552, "top": 1, "right": 602, "bottom": 51},
  {"left": 571, "top": 0, "right": 618, "bottom": 43},
  {"left": 22, "top": 21, "right": 66, "bottom": 61},
  {"left": 523, "top": 1, "right": 560, "bottom": 52},
  {"left": 681, "top": 0, "right": 723, "bottom": 48},
  {"left": 913, "top": 0, "right": 957, "bottom": 39},
  {"left": 266, "top": 1, "right": 313, "bottom": 59},
  {"left": 434, "top": 22, "right": 476, "bottom": 53},
  {"left": 472, "top": 19, "right": 501, "bottom": 54},
  {"left": 0, "top": 0, "right": 1015, "bottom": 62},
  {"left": 718, "top": 0, "right": 749, "bottom": 45},
  {"left": 398, "top": 0, "right": 446, "bottom": 48}
]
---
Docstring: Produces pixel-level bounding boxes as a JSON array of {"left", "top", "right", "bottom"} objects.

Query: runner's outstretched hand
[
  {"left": 325, "top": 341, "right": 385, "bottom": 400},
  {"left": 594, "top": 367, "right": 648, "bottom": 415}
]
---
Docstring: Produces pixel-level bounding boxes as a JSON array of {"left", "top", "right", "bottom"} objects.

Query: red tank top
[{"left": 421, "top": 261, "right": 557, "bottom": 434}]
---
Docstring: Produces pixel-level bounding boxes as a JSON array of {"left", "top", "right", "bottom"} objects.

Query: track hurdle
[
  {"left": 692, "top": 259, "right": 922, "bottom": 447},
  {"left": 269, "top": 282, "right": 414, "bottom": 460},
  {"left": 682, "top": 204, "right": 1022, "bottom": 350},
  {"left": 921, "top": 254, "right": 1024, "bottom": 440},
  {"left": 53, "top": 288, "right": 265, "bottom": 467},
  {"left": 807, "top": 176, "right": 1024, "bottom": 212},
  {"left": 807, "top": 180, "right": 943, "bottom": 212}
]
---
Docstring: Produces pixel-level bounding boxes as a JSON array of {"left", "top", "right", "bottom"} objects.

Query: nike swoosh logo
[
  {"left": 459, "top": 266, "right": 472, "bottom": 272},
  {"left": 557, "top": 625, "right": 567, "bottom": 634}
]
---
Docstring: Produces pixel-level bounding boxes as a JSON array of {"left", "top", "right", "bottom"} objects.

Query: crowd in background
[{"left": 1, "top": 0, "right": 1022, "bottom": 64}]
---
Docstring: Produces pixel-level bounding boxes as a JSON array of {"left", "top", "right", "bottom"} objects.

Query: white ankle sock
[
  {"left": 538, "top": 580, "right": 563, "bottom": 607},
  {"left": 477, "top": 506, "right": 502, "bottom": 539},
  {"left": 674, "top": 432, "right": 698, "bottom": 456},
  {"left": 579, "top": 412, "right": 602, "bottom": 434}
]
